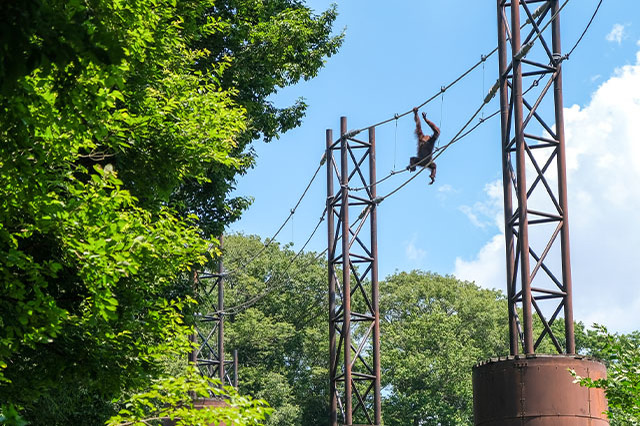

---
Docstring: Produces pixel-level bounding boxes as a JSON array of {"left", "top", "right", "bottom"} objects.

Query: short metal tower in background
[
  {"left": 326, "top": 118, "right": 381, "bottom": 426},
  {"left": 191, "top": 236, "right": 238, "bottom": 389},
  {"left": 497, "top": 0, "right": 575, "bottom": 355}
]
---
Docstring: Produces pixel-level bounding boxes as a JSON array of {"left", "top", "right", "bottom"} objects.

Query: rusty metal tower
[
  {"left": 191, "top": 237, "right": 238, "bottom": 388},
  {"left": 473, "top": 1, "right": 608, "bottom": 424},
  {"left": 326, "top": 118, "right": 381, "bottom": 426},
  {"left": 498, "top": 0, "right": 575, "bottom": 356}
]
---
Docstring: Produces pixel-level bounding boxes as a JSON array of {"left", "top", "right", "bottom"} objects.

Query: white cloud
[
  {"left": 438, "top": 184, "right": 455, "bottom": 194},
  {"left": 405, "top": 237, "right": 426, "bottom": 262},
  {"left": 458, "top": 180, "right": 504, "bottom": 230},
  {"left": 454, "top": 46, "right": 640, "bottom": 333},
  {"left": 606, "top": 23, "right": 627, "bottom": 44},
  {"left": 459, "top": 205, "right": 486, "bottom": 229},
  {"left": 436, "top": 183, "right": 458, "bottom": 201},
  {"left": 454, "top": 234, "right": 506, "bottom": 291}
]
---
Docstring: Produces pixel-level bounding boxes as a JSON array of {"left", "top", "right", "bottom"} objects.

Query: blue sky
[{"left": 228, "top": 0, "right": 640, "bottom": 333}]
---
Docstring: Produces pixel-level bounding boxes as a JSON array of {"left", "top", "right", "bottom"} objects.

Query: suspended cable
[
  {"left": 482, "top": 55, "right": 487, "bottom": 120},
  {"left": 378, "top": 79, "right": 501, "bottom": 201},
  {"left": 393, "top": 115, "right": 398, "bottom": 170},
  {"left": 438, "top": 90, "right": 445, "bottom": 147},
  {"left": 232, "top": 153, "right": 326, "bottom": 271},
  {"left": 456, "top": 109, "right": 500, "bottom": 142},
  {"left": 221, "top": 207, "right": 328, "bottom": 315},
  {"left": 564, "top": 0, "right": 603, "bottom": 60},
  {"left": 221, "top": 184, "right": 377, "bottom": 315},
  {"left": 356, "top": 47, "right": 498, "bottom": 133},
  {"left": 197, "top": 153, "right": 326, "bottom": 288}
]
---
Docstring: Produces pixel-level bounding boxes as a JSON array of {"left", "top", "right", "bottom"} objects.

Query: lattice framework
[
  {"left": 326, "top": 118, "right": 381, "bottom": 426},
  {"left": 497, "top": 0, "right": 575, "bottom": 355}
]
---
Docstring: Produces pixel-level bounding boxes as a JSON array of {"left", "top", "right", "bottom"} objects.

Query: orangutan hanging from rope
[{"left": 409, "top": 107, "right": 440, "bottom": 184}]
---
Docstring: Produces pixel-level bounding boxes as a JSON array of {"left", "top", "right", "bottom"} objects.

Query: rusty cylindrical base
[{"left": 473, "top": 355, "right": 608, "bottom": 425}]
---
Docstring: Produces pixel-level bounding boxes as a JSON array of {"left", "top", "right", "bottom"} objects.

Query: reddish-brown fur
[{"left": 409, "top": 108, "right": 440, "bottom": 184}]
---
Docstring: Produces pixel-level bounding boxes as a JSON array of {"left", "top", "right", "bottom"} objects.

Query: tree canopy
[
  {"left": 574, "top": 325, "right": 640, "bottom": 425},
  {"left": 219, "top": 234, "right": 330, "bottom": 426},
  {"left": 0, "top": 0, "right": 342, "bottom": 423},
  {"left": 380, "top": 271, "right": 510, "bottom": 425},
  {"left": 215, "top": 236, "right": 514, "bottom": 425}
]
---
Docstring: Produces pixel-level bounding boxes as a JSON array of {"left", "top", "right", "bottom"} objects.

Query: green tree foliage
[
  {"left": 380, "top": 271, "right": 510, "bottom": 425},
  {"left": 172, "top": 0, "right": 343, "bottom": 236},
  {"left": 106, "top": 368, "right": 271, "bottom": 426},
  {"left": 1, "top": 0, "right": 231, "bottom": 414},
  {"left": 218, "top": 240, "right": 514, "bottom": 425},
  {"left": 215, "top": 234, "right": 329, "bottom": 426},
  {"left": 0, "top": 1, "right": 341, "bottom": 424},
  {"left": 195, "top": 0, "right": 343, "bottom": 143},
  {"left": 574, "top": 325, "right": 640, "bottom": 425}
]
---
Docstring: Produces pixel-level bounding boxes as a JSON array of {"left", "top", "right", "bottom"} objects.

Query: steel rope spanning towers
[
  {"left": 323, "top": 1, "right": 610, "bottom": 424},
  {"left": 497, "top": 0, "right": 575, "bottom": 355},
  {"left": 326, "top": 119, "right": 381, "bottom": 426}
]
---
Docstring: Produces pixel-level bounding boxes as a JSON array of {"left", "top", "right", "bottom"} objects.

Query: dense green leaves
[
  {"left": 215, "top": 234, "right": 329, "bottom": 426},
  {"left": 106, "top": 369, "right": 271, "bottom": 426},
  {"left": 381, "top": 271, "right": 510, "bottom": 425},
  {"left": 1, "top": 0, "right": 341, "bottom": 424},
  {"left": 196, "top": 0, "right": 343, "bottom": 143},
  {"left": 172, "top": 0, "right": 344, "bottom": 236},
  {"left": 574, "top": 325, "right": 640, "bottom": 425},
  {"left": 1, "top": 1, "right": 235, "bottom": 406}
]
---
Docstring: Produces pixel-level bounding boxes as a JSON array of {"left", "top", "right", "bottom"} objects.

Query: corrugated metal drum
[{"left": 473, "top": 355, "right": 609, "bottom": 425}]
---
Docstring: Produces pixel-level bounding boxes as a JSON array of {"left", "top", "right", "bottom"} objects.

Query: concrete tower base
[{"left": 473, "top": 355, "right": 609, "bottom": 425}]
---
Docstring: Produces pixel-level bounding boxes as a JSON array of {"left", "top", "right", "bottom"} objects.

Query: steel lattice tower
[
  {"left": 472, "top": 3, "right": 608, "bottom": 424},
  {"left": 326, "top": 118, "right": 381, "bottom": 426},
  {"left": 191, "top": 237, "right": 238, "bottom": 388},
  {"left": 497, "top": 0, "right": 575, "bottom": 355}
]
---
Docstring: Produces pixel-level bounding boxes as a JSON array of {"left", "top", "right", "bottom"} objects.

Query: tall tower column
[
  {"left": 473, "top": 2, "right": 608, "bottom": 424},
  {"left": 327, "top": 119, "right": 381, "bottom": 425}
]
